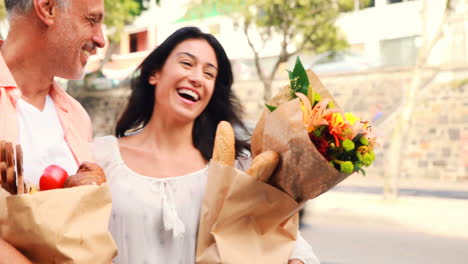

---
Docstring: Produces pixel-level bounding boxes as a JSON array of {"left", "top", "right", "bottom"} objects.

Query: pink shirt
[{"left": 0, "top": 46, "right": 94, "bottom": 164}]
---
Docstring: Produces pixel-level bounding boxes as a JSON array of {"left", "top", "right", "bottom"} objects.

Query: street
[{"left": 299, "top": 192, "right": 468, "bottom": 264}]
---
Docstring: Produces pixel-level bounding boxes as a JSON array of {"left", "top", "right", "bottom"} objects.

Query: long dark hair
[{"left": 116, "top": 27, "right": 250, "bottom": 160}]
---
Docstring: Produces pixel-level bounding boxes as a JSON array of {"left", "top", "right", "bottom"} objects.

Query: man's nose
[{"left": 93, "top": 26, "right": 106, "bottom": 49}]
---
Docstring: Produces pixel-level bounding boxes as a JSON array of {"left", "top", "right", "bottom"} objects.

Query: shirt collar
[
  {"left": 0, "top": 40, "right": 21, "bottom": 103},
  {"left": 49, "top": 82, "right": 71, "bottom": 112},
  {"left": 0, "top": 40, "right": 71, "bottom": 112}
]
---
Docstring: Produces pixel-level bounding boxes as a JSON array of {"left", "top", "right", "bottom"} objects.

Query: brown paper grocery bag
[
  {"left": 196, "top": 161, "right": 303, "bottom": 264},
  {"left": 0, "top": 184, "right": 117, "bottom": 264},
  {"left": 251, "top": 70, "right": 350, "bottom": 203}
]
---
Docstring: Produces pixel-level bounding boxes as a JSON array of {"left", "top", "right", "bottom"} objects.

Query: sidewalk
[{"left": 303, "top": 190, "right": 468, "bottom": 239}]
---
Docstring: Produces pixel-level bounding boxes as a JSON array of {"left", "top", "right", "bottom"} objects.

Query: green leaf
[
  {"left": 265, "top": 104, "right": 277, "bottom": 112},
  {"left": 289, "top": 57, "right": 309, "bottom": 96},
  {"left": 287, "top": 70, "right": 294, "bottom": 80}
]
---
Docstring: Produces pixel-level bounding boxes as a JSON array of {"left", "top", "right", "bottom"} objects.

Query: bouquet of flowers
[
  {"left": 251, "top": 57, "right": 377, "bottom": 202},
  {"left": 286, "top": 58, "right": 376, "bottom": 175},
  {"left": 196, "top": 58, "right": 378, "bottom": 263}
]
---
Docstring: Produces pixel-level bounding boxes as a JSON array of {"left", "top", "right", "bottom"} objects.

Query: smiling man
[{"left": 0, "top": 0, "right": 106, "bottom": 263}]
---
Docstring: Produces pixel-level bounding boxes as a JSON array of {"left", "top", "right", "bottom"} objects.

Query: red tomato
[{"left": 39, "top": 165, "right": 69, "bottom": 191}]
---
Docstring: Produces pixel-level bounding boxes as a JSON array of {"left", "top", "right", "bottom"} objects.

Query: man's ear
[{"left": 33, "top": 0, "right": 58, "bottom": 25}]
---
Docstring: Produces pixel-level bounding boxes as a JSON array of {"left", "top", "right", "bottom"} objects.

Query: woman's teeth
[{"left": 177, "top": 89, "right": 199, "bottom": 102}]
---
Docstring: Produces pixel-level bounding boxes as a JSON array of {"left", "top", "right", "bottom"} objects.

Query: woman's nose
[{"left": 188, "top": 70, "right": 203, "bottom": 87}]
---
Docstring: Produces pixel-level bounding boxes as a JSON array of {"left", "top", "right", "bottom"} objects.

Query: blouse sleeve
[
  {"left": 92, "top": 136, "right": 119, "bottom": 181},
  {"left": 289, "top": 230, "right": 320, "bottom": 264}
]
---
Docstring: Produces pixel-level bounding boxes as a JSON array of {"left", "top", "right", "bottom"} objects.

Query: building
[{"left": 86, "top": 0, "right": 467, "bottom": 81}]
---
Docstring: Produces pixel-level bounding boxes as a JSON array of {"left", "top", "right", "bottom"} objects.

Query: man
[{"left": 0, "top": 0, "right": 105, "bottom": 262}]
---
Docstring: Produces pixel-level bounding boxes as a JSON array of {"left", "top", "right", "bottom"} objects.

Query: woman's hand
[{"left": 288, "top": 259, "right": 305, "bottom": 264}]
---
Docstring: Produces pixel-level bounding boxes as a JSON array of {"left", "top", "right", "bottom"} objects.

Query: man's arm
[{"left": 0, "top": 238, "right": 32, "bottom": 264}]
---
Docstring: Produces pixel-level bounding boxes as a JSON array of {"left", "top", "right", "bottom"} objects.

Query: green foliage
[
  {"left": 337, "top": 0, "right": 374, "bottom": 12},
  {"left": 359, "top": 136, "right": 369, "bottom": 145},
  {"left": 104, "top": 0, "right": 161, "bottom": 43},
  {"left": 104, "top": 0, "right": 141, "bottom": 43},
  {"left": 288, "top": 57, "right": 310, "bottom": 97},
  {"left": 0, "top": 1, "right": 6, "bottom": 21},
  {"left": 195, "top": 0, "right": 347, "bottom": 102},
  {"left": 265, "top": 104, "right": 277, "bottom": 112},
  {"left": 244, "top": 0, "right": 347, "bottom": 53},
  {"left": 342, "top": 139, "right": 355, "bottom": 152},
  {"left": 339, "top": 161, "right": 354, "bottom": 173}
]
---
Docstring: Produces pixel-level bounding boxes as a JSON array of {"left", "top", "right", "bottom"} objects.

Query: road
[
  {"left": 332, "top": 185, "right": 468, "bottom": 200},
  {"left": 300, "top": 209, "right": 468, "bottom": 264}
]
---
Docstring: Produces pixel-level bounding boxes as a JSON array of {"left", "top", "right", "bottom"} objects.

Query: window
[
  {"left": 380, "top": 36, "right": 418, "bottom": 67},
  {"left": 387, "top": 0, "right": 415, "bottom": 4},
  {"left": 129, "top": 31, "right": 148, "bottom": 53},
  {"left": 338, "top": 0, "right": 375, "bottom": 12}
]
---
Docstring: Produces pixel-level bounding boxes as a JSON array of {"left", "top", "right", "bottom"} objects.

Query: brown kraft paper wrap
[
  {"left": 196, "top": 161, "right": 303, "bottom": 263},
  {"left": 0, "top": 184, "right": 117, "bottom": 264},
  {"left": 251, "top": 69, "right": 350, "bottom": 202}
]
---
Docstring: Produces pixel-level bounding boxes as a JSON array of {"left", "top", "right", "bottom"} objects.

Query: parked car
[{"left": 308, "top": 50, "right": 381, "bottom": 73}]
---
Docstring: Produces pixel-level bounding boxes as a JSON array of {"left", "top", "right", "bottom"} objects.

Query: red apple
[{"left": 39, "top": 165, "right": 69, "bottom": 191}]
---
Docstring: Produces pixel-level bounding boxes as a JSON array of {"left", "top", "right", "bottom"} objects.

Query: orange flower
[
  {"left": 296, "top": 93, "right": 337, "bottom": 133},
  {"left": 325, "top": 112, "right": 353, "bottom": 147}
]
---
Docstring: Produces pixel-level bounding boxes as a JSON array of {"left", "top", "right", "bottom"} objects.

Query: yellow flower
[
  {"left": 330, "top": 112, "right": 345, "bottom": 127},
  {"left": 345, "top": 112, "right": 360, "bottom": 125}
]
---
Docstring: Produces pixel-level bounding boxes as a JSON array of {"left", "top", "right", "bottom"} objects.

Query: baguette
[
  {"left": 16, "top": 144, "right": 25, "bottom": 194},
  {"left": 0, "top": 162, "right": 7, "bottom": 190},
  {"left": 5, "top": 142, "right": 14, "bottom": 168},
  {"left": 246, "top": 151, "right": 280, "bottom": 182},
  {"left": 64, "top": 162, "right": 106, "bottom": 188},
  {"left": 5, "top": 142, "right": 16, "bottom": 194},
  {"left": 0, "top": 140, "right": 4, "bottom": 163},
  {"left": 6, "top": 167, "right": 16, "bottom": 194},
  {"left": 212, "top": 121, "right": 235, "bottom": 166}
]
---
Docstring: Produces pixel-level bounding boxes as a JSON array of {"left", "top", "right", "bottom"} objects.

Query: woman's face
[{"left": 150, "top": 39, "right": 218, "bottom": 124}]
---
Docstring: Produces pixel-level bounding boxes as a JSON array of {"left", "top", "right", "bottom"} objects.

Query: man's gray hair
[{"left": 5, "top": 0, "right": 70, "bottom": 15}]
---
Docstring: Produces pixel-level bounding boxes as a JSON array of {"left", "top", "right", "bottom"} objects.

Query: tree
[
  {"left": 98, "top": 0, "right": 142, "bottom": 71},
  {"left": 383, "top": 0, "right": 465, "bottom": 199},
  {"left": 0, "top": 1, "right": 5, "bottom": 20},
  {"left": 337, "top": 0, "right": 373, "bottom": 12},
  {"left": 196, "top": 0, "right": 347, "bottom": 102},
  {"left": 98, "top": 0, "right": 161, "bottom": 71},
  {"left": 0, "top": 1, "right": 6, "bottom": 39}
]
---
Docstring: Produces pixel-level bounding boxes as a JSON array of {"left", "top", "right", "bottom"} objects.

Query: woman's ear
[
  {"left": 149, "top": 72, "right": 159, "bottom": 85},
  {"left": 34, "top": 0, "right": 58, "bottom": 26}
]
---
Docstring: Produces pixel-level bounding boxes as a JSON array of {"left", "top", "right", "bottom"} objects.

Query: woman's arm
[
  {"left": 0, "top": 238, "right": 32, "bottom": 264},
  {"left": 289, "top": 231, "right": 320, "bottom": 264}
]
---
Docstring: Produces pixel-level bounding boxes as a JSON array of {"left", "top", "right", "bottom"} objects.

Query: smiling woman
[{"left": 92, "top": 27, "right": 319, "bottom": 264}]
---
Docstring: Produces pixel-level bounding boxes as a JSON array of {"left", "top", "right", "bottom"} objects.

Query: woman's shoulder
[
  {"left": 92, "top": 135, "right": 119, "bottom": 165},
  {"left": 93, "top": 135, "right": 119, "bottom": 149}
]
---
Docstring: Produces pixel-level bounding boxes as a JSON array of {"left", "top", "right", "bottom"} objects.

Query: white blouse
[{"left": 93, "top": 136, "right": 319, "bottom": 264}]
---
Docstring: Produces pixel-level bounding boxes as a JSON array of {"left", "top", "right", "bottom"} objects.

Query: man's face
[{"left": 50, "top": 0, "right": 105, "bottom": 80}]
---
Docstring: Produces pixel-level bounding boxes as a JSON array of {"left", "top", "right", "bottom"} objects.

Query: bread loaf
[
  {"left": 64, "top": 162, "right": 106, "bottom": 188},
  {"left": 246, "top": 151, "right": 279, "bottom": 182},
  {"left": 212, "top": 121, "right": 235, "bottom": 166}
]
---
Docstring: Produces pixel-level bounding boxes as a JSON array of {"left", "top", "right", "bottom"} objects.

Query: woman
[{"left": 93, "top": 27, "right": 319, "bottom": 264}]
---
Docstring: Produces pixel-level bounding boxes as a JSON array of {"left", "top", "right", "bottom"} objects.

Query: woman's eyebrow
[{"left": 177, "top": 52, "right": 218, "bottom": 70}]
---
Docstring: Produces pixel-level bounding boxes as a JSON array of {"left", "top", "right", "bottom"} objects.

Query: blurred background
[{"left": 1, "top": 0, "right": 467, "bottom": 263}]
